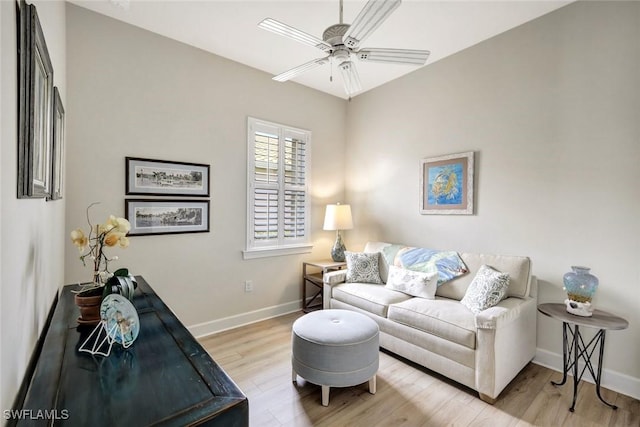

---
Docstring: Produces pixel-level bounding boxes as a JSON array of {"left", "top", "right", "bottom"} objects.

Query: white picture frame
[{"left": 420, "top": 151, "right": 474, "bottom": 215}]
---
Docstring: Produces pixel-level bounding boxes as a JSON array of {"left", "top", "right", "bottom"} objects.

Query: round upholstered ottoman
[{"left": 292, "top": 309, "right": 379, "bottom": 406}]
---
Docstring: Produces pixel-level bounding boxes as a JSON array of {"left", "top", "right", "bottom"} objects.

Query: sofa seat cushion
[
  {"left": 387, "top": 298, "right": 477, "bottom": 349},
  {"left": 437, "top": 253, "right": 531, "bottom": 300},
  {"left": 332, "top": 282, "right": 412, "bottom": 317}
]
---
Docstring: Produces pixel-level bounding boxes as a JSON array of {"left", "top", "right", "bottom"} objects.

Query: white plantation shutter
[
  {"left": 252, "top": 126, "right": 280, "bottom": 242},
  {"left": 283, "top": 132, "right": 306, "bottom": 240},
  {"left": 284, "top": 190, "right": 305, "bottom": 238},
  {"left": 246, "top": 118, "right": 311, "bottom": 256},
  {"left": 254, "top": 130, "right": 279, "bottom": 185},
  {"left": 254, "top": 188, "right": 279, "bottom": 241}
]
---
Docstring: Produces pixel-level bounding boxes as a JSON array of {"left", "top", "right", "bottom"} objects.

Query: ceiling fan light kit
[{"left": 259, "top": 0, "right": 430, "bottom": 97}]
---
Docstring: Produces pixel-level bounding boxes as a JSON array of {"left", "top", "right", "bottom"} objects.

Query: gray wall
[
  {"left": 345, "top": 1, "right": 639, "bottom": 396},
  {"left": 65, "top": 4, "right": 347, "bottom": 333},
  {"left": 1, "top": 0, "right": 67, "bottom": 413}
]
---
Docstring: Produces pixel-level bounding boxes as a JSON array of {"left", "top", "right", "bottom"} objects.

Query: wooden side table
[
  {"left": 537, "top": 303, "right": 628, "bottom": 412},
  {"left": 302, "top": 260, "right": 346, "bottom": 312}
]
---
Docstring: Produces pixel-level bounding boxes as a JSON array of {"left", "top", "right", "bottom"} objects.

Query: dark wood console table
[{"left": 11, "top": 276, "right": 248, "bottom": 426}]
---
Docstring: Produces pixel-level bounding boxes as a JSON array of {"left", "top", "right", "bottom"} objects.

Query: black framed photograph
[
  {"left": 17, "top": 1, "right": 54, "bottom": 199},
  {"left": 125, "top": 199, "right": 210, "bottom": 236},
  {"left": 420, "top": 151, "right": 474, "bottom": 215},
  {"left": 126, "top": 157, "right": 210, "bottom": 197},
  {"left": 48, "top": 87, "right": 65, "bottom": 201}
]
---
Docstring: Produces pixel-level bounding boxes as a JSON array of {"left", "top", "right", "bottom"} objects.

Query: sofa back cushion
[
  {"left": 437, "top": 253, "right": 531, "bottom": 300},
  {"left": 363, "top": 242, "right": 531, "bottom": 300}
]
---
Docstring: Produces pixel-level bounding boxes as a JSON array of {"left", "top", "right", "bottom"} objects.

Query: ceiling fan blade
[
  {"left": 357, "top": 48, "right": 430, "bottom": 65},
  {"left": 258, "top": 18, "right": 332, "bottom": 52},
  {"left": 343, "top": 0, "right": 401, "bottom": 50},
  {"left": 338, "top": 61, "right": 362, "bottom": 95},
  {"left": 272, "top": 57, "right": 330, "bottom": 82}
]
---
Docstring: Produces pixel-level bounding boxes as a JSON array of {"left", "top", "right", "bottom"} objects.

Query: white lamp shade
[{"left": 323, "top": 204, "right": 354, "bottom": 231}]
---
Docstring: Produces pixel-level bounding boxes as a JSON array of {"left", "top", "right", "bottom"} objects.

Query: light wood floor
[{"left": 199, "top": 312, "right": 639, "bottom": 427}]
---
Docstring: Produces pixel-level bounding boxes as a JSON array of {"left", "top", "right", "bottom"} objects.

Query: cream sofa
[{"left": 323, "top": 242, "right": 537, "bottom": 403}]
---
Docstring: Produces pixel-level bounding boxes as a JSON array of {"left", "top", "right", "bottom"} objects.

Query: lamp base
[{"left": 331, "top": 232, "right": 346, "bottom": 262}]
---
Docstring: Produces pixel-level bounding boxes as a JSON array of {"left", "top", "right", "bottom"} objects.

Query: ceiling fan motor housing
[{"left": 323, "top": 23, "right": 350, "bottom": 47}]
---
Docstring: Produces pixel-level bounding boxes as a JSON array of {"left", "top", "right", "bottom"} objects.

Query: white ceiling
[{"left": 70, "top": 0, "right": 572, "bottom": 99}]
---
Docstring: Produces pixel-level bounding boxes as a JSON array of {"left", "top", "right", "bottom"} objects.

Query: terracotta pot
[{"left": 74, "top": 289, "right": 103, "bottom": 325}]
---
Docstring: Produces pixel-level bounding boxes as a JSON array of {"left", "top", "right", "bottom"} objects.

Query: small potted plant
[{"left": 70, "top": 203, "right": 132, "bottom": 325}]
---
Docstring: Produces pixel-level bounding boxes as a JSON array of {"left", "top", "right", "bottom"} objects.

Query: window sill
[{"left": 243, "top": 244, "right": 313, "bottom": 260}]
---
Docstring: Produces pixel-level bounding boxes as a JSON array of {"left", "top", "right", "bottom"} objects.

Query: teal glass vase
[{"left": 563, "top": 266, "right": 598, "bottom": 303}]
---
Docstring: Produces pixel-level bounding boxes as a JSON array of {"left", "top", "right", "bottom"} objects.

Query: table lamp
[{"left": 323, "top": 203, "right": 353, "bottom": 262}]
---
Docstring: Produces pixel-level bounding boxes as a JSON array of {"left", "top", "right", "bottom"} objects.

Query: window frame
[{"left": 243, "top": 117, "right": 312, "bottom": 260}]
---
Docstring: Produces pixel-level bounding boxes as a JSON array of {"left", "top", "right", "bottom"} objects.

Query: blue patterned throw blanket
[{"left": 382, "top": 245, "right": 468, "bottom": 286}]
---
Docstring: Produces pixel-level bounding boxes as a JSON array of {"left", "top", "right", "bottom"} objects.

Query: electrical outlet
[{"left": 244, "top": 280, "right": 253, "bottom": 293}]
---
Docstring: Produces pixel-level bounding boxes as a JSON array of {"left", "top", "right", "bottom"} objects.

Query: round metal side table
[{"left": 538, "top": 303, "right": 628, "bottom": 412}]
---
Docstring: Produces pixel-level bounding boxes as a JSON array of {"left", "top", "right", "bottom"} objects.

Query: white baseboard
[
  {"left": 533, "top": 348, "right": 640, "bottom": 400},
  {"left": 188, "top": 300, "right": 302, "bottom": 339}
]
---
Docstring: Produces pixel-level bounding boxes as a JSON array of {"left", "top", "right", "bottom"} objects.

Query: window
[{"left": 244, "top": 117, "right": 312, "bottom": 259}]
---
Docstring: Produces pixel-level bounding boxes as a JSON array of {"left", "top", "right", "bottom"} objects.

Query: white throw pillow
[
  {"left": 461, "top": 265, "right": 510, "bottom": 314},
  {"left": 385, "top": 265, "right": 438, "bottom": 299},
  {"left": 345, "top": 251, "right": 383, "bottom": 284}
]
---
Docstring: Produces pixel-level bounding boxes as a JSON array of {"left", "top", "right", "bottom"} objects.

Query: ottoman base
[{"left": 292, "top": 369, "right": 376, "bottom": 406}]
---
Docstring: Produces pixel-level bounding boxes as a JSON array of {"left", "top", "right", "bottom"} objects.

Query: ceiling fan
[{"left": 258, "top": 0, "right": 430, "bottom": 97}]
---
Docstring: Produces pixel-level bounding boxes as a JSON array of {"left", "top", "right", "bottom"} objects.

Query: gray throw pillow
[
  {"left": 461, "top": 265, "right": 510, "bottom": 314},
  {"left": 345, "top": 251, "right": 382, "bottom": 284}
]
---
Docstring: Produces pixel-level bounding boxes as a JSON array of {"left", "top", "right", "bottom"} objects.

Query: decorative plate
[{"left": 100, "top": 294, "right": 140, "bottom": 347}]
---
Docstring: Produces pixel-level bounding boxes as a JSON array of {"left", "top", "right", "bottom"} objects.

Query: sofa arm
[
  {"left": 323, "top": 270, "right": 347, "bottom": 286},
  {"left": 475, "top": 296, "right": 537, "bottom": 400},
  {"left": 474, "top": 297, "right": 528, "bottom": 330},
  {"left": 322, "top": 270, "right": 347, "bottom": 309}
]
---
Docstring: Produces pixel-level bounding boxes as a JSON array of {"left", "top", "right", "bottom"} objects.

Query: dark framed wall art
[
  {"left": 49, "top": 87, "right": 65, "bottom": 200},
  {"left": 125, "top": 199, "right": 210, "bottom": 236},
  {"left": 125, "top": 157, "right": 210, "bottom": 197},
  {"left": 17, "top": 1, "right": 55, "bottom": 199}
]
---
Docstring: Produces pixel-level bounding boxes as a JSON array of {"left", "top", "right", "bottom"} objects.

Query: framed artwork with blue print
[{"left": 420, "top": 151, "right": 474, "bottom": 215}]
